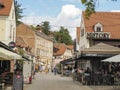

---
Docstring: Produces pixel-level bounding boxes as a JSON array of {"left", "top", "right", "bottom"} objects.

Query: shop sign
[
  {"left": 87, "top": 32, "right": 110, "bottom": 39},
  {"left": 8, "top": 41, "right": 16, "bottom": 48}
]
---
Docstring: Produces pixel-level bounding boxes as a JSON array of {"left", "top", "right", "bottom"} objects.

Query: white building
[{"left": 0, "top": 0, "right": 16, "bottom": 45}]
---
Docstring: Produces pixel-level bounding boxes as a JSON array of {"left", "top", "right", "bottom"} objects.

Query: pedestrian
[
  {"left": 39, "top": 65, "right": 42, "bottom": 73},
  {"left": 72, "top": 68, "right": 77, "bottom": 81},
  {"left": 84, "top": 67, "right": 91, "bottom": 85},
  {"left": 53, "top": 67, "right": 57, "bottom": 75}
]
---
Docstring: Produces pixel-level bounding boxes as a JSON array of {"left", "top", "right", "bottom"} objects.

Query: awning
[
  {"left": 0, "top": 47, "right": 22, "bottom": 60},
  {"left": 82, "top": 43, "right": 120, "bottom": 55},
  {"left": 60, "top": 58, "right": 75, "bottom": 64},
  {"left": 0, "top": 52, "right": 9, "bottom": 60},
  {"left": 102, "top": 54, "right": 120, "bottom": 62}
]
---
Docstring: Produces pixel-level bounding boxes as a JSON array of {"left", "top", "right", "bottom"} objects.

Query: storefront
[
  {"left": 0, "top": 42, "right": 23, "bottom": 88},
  {"left": 60, "top": 43, "right": 120, "bottom": 85}
]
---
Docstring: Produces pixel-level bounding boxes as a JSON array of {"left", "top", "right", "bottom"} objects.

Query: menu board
[{"left": 12, "top": 75, "right": 23, "bottom": 90}]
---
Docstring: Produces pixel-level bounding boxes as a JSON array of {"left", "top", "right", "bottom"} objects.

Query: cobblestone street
[
  {"left": 24, "top": 72, "right": 93, "bottom": 90},
  {"left": 5, "top": 72, "right": 120, "bottom": 90}
]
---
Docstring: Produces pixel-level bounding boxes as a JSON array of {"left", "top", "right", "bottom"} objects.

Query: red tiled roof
[
  {"left": 67, "top": 45, "right": 73, "bottom": 50},
  {"left": 53, "top": 43, "right": 66, "bottom": 56},
  {"left": 0, "top": 0, "right": 12, "bottom": 16},
  {"left": 53, "top": 43, "right": 73, "bottom": 56},
  {"left": 82, "top": 12, "right": 120, "bottom": 39},
  {"left": 16, "top": 37, "right": 28, "bottom": 48},
  {"left": 16, "top": 23, "right": 35, "bottom": 54}
]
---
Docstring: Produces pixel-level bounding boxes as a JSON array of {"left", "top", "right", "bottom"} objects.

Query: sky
[{"left": 17, "top": 0, "right": 120, "bottom": 39}]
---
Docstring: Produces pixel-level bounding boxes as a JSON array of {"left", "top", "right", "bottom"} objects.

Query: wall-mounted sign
[
  {"left": 87, "top": 32, "right": 110, "bottom": 39},
  {"left": 8, "top": 41, "right": 16, "bottom": 48}
]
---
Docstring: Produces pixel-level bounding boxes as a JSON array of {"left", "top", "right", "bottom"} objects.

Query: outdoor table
[
  {"left": 113, "top": 77, "right": 120, "bottom": 89},
  {"left": 0, "top": 75, "right": 5, "bottom": 90}
]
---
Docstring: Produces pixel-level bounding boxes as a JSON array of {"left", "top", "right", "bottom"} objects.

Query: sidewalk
[
  {"left": 5, "top": 86, "right": 12, "bottom": 90},
  {"left": 90, "top": 85, "right": 120, "bottom": 90},
  {"left": 73, "top": 79, "right": 120, "bottom": 90},
  {"left": 5, "top": 73, "right": 120, "bottom": 90}
]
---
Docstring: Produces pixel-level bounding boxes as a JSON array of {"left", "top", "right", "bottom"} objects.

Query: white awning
[
  {"left": 0, "top": 47, "right": 22, "bottom": 60},
  {"left": 102, "top": 54, "right": 120, "bottom": 62}
]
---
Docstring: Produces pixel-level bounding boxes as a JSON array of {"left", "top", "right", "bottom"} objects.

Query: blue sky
[{"left": 17, "top": 0, "right": 120, "bottom": 39}]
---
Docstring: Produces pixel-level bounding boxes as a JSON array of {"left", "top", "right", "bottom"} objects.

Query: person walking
[{"left": 53, "top": 67, "right": 57, "bottom": 75}]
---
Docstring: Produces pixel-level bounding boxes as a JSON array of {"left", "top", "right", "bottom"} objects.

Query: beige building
[
  {"left": 0, "top": 0, "right": 16, "bottom": 45},
  {"left": 16, "top": 24, "right": 53, "bottom": 67},
  {"left": 35, "top": 30, "right": 53, "bottom": 66},
  {"left": 53, "top": 43, "right": 73, "bottom": 67}
]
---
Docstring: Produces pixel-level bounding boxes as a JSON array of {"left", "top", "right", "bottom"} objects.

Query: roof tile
[
  {"left": 83, "top": 12, "right": 120, "bottom": 39},
  {"left": 0, "top": 0, "right": 12, "bottom": 16}
]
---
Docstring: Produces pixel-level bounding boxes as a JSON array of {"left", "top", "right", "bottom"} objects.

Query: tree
[
  {"left": 40, "top": 21, "right": 51, "bottom": 35},
  {"left": 14, "top": 0, "right": 23, "bottom": 25},
  {"left": 81, "top": 0, "right": 117, "bottom": 18},
  {"left": 54, "top": 27, "right": 73, "bottom": 45}
]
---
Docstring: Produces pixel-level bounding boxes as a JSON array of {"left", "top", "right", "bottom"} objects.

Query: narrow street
[{"left": 24, "top": 72, "right": 93, "bottom": 90}]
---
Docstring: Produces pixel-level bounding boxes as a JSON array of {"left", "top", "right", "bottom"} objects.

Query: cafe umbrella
[
  {"left": 102, "top": 54, "right": 120, "bottom": 63},
  {"left": 0, "top": 47, "right": 22, "bottom": 60}
]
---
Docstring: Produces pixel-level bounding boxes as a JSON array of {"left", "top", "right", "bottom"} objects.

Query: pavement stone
[
  {"left": 90, "top": 85, "right": 120, "bottom": 90},
  {"left": 5, "top": 72, "right": 119, "bottom": 90}
]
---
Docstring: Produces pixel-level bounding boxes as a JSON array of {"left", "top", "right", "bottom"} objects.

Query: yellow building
[{"left": 35, "top": 30, "right": 53, "bottom": 66}]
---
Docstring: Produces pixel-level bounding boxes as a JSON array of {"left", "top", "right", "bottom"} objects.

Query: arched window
[{"left": 94, "top": 23, "right": 103, "bottom": 32}]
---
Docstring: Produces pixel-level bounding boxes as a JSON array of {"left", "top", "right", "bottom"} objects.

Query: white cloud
[
  {"left": 111, "top": 10, "right": 120, "bottom": 12},
  {"left": 61, "top": 0, "right": 80, "bottom": 3},
  {"left": 55, "top": 4, "right": 82, "bottom": 39},
  {"left": 57, "top": 4, "right": 81, "bottom": 19},
  {"left": 21, "top": 4, "right": 82, "bottom": 40},
  {"left": 21, "top": 15, "right": 56, "bottom": 26}
]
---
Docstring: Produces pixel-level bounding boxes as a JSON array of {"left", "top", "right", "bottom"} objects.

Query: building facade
[
  {"left": 0, "top": 0, "right": 16, "bottom": 45},
  {"left": 75, "top": 12, "right": 120, "bottom": 71},
  {"left": 79, "top": 12, "right": 120, "bottom": 52},
  {"left": 16, "top": 23, "right": 35, "bottom": 54},
  {"left": 0, "top": 0, "right": 17, "bottom": 75},
  {"left": 35, "top": 30, "right": 53, "bottom": 67},
  {"left": 53, "top": 43, "right": 73, "bottom": 67}
]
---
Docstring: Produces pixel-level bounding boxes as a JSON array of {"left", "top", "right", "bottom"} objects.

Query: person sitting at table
[{"left": 1, "top": 70, "right": 8, "bottom": 79}]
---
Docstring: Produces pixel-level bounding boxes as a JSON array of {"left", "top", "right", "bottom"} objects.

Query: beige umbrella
[
  {"left": 102, "top": 54, "right": 120, "bottom": 62},
  {"left": 0, "top": 47, "right": 22, "bottom": 60}
]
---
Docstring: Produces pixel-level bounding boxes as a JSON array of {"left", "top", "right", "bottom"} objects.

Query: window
[
  {"left": 94, "top": 23, "right": 103, "bottom": 32},
  {"left": 9, "top": 25, "right": 12, "bottom": 39},
  {"left": 12, "top": 9, "right": 15, "bottom": 19},
  {"left": 96, "top": 27, "right": 101, "bottom": 32},
  {"left": 0, "top": 3, "right": 5, "bottom": 9},
  {"left": 81, "top": 29, "right": 84, "bottom": 37}
]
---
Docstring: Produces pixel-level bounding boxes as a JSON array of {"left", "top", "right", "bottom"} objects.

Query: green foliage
[
  {"left": 30, "top": 25, "right": 38, "bottom": 30},
  {"left": 54, "top": 27, "right": 73, "bottom": 45},
  {"left": 40, "top": 21, "right": 50, "bottom": 35},
  {"left": 81, "top": 0, "right": 86, "bottom": 4},
  {"left": 17, "top": 47, "right": 25, "bottom": 56},
  {"left": 81, "top": 0, "right": 117, "bottom": 18},
  {"left": 14, "top": 0, "right": 23, "bottom": 25},
  {"left": 34, "top": 21, "right": 73, "bottom": 45},
  {"left": 81, "top": 0, "right": 95, "bottom": 19}
]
